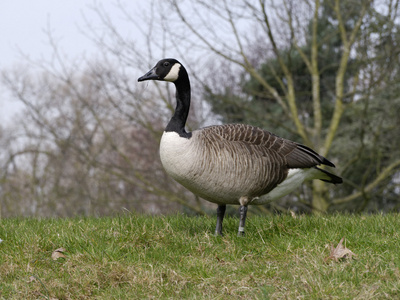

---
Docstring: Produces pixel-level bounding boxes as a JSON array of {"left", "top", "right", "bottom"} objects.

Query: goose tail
[{"left": 314, "top": 167, "right": 343, "bottom": 184}]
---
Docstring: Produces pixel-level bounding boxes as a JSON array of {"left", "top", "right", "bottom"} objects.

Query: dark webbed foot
[{"left": 214, "top": 205, "right": 226, "bottom": 236}]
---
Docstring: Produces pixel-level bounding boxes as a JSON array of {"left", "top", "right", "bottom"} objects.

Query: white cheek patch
[{"left": 164, "top": 63, "right": 181, "bottom": 82}]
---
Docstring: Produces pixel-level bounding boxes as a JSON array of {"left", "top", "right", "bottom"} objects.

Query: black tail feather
[
  {"left": 297, "top": 144, "right": 336, "bottom": 168},
  {"left": 315, "top": 167, "right": 343, "bottom": 184}
]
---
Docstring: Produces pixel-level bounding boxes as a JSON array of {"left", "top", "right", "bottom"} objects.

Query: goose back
[{"left": 160, "top": 123, "right": 333, "bottom": 205}]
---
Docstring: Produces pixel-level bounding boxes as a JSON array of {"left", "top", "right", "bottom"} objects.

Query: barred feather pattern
[{"left": 160, "top": 123, "right": 338, "bottom": 205}]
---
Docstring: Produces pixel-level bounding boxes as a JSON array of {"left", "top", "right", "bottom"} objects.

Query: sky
[
  {"left": 2, "top": 1, "right": 94, "bottom": 64},
  {"left": 0, "top": 1, "right": 141, "bottom": 123}
]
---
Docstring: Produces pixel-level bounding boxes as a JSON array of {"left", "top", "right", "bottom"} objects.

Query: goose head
[{"left": 138, "top": 58, "right": 183, "bottom": 83}]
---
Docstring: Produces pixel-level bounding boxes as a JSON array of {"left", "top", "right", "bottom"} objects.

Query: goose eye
[{"left": 163, "top": 62, "right": 170, "bottom": 67}]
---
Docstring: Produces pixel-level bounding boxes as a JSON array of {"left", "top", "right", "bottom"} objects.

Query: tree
[
  {"left": 163, "top": 0, "right": 400, "bottom": 213},
  {"left": 1, "top": 0, "right": 399, "bottom": 217},
  {"left": 0, "top": 60, "right": 206, "bottom": 217}
]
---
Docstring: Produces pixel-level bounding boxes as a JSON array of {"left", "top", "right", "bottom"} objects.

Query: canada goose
[{"left": 138, "top": 58, "right": 342, "bottom": 236}]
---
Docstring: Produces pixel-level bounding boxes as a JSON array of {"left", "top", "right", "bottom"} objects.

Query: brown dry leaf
[
  {"left": 325, "top": 237, "right": 356, "bottom": 262},
  {"left": 51, "top": 247, "right": 66, "bottom": 260}
]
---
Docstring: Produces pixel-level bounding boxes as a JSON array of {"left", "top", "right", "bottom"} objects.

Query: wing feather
[{"left": 199, "top": 124, "right": 335, "bottom": 169}]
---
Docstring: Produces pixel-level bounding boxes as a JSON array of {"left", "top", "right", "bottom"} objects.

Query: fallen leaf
[
  {"left": 325, "top": 237, "right": 355, "bottom": 262},
  {"left": 290, "top": 210, "right": 297, "bottom": 219},
  {"left": 51, "top": 247, "right": 66, "bottom": 260}
]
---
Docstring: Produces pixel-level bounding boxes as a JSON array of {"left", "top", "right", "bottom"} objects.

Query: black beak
[{"left": 138, "top": 67, "right": 159, "bottom": 82}]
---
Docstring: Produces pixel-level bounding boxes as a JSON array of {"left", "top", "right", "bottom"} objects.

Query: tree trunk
[{"left": 312, "top": 180, "right": 329, "bottom": 214}]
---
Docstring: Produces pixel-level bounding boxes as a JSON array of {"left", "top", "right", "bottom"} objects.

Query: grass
[{"left": 0, "top": 213, "right": 399, "bottom": 299}]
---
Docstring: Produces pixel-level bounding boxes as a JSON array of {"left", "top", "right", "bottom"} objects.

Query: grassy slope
[{"left": 0, "top": 213, "right": 399, "bottom": 299}]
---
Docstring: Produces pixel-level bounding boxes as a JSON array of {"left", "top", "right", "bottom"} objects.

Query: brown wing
[{"left": 202, "top": 124, "right": 335, "bottom": 169}]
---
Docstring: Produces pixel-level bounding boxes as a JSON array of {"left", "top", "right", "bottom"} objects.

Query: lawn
[{"left": 0, "top": 213, "right": 399, "bottom": 299}]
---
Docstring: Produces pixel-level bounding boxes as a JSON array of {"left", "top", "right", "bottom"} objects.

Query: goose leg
[
  {"left": 215, "top": 205, "right": 226, "bottom": 236},
  {"left": 238, "top": 205, "right": 248, "bottom": 236}
]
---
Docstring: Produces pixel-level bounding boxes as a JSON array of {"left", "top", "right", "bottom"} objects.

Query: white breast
[{"left": 159, "top": 131, "right": 194, "bottom": 179}]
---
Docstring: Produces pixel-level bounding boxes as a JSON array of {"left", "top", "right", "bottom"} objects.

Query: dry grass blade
[{"left": 325, "top": 237, "right": 356, "bottom": 262}]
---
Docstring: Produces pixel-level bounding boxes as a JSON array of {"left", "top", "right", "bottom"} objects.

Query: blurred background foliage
[{"left": 1, "top": 0, "right": 399, "bottom": 217}]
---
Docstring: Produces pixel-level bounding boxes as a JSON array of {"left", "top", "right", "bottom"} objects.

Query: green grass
[{"left": 0, "top": 213, "right": 399, "bottom": 299}]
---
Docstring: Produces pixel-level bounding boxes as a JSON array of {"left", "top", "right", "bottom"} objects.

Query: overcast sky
[
  {"left": 0, "top": 1, "right": 144, "bottom": 64},
  {"left": 0, "top": 1, "right": 143, "bottom": 123}
]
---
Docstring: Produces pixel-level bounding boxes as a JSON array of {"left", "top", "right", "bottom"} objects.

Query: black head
[{"left": 138, "top": 58, "right": 183, "bottom": 82}]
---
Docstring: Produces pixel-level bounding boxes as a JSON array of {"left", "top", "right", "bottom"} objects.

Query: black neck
[{"left": 165, "top": 70, "right": 192, "bottom": 138}]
